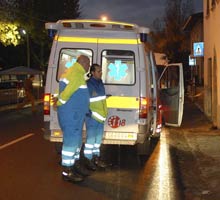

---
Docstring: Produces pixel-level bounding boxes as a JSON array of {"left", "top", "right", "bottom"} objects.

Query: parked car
[{"left": 0, "top": 81, "right": 25, "bottom": 106}]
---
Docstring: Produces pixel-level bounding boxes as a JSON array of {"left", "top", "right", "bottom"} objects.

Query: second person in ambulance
[{"left": 83, "top": 63, "right": 108, "bottom": 169}]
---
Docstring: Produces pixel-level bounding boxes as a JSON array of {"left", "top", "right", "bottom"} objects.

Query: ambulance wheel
[
  {"left": 136, "top": 137, "right": 151, "bottom": 156},
  {"left": 136, "top": 137, "right": 151, "bottom": 165}
]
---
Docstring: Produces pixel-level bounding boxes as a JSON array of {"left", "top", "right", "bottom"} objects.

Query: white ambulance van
[{"left": 43, "top": 19, "right": 184, "bottom": 156}]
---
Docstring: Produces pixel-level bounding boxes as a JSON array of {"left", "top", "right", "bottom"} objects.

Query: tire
[{"left": 136, "top": 137, "right": 151, "bottom": 156}]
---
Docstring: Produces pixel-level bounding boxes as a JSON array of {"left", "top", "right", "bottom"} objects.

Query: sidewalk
[{"left": 169, "top": 97, "right": 220, "bottom": 200}]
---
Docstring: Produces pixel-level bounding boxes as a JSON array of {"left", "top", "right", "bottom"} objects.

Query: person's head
[
  {"left": 89, "top": 64, "right": 102, "bottom": 80},
  {"left": 29, "top": 75, "right": 34, "bottom": 80},
  {"left": 77, "top": 55, "right": 90, "bottom": 72}
]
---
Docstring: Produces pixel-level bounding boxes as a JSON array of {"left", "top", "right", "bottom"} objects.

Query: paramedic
[
  {"left": 57, "top": 55, "right": 90, "bottom": 183},
  {"left": 83, "top": 63, "right": 108, "bottom": 170}
]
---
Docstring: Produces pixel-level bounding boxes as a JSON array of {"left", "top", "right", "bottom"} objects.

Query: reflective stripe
[
  {"left": 62, "top": 159, "right": 75, "bottom": 165},
  {"left": 79, "top": 85, "right": 87, "bottom": 89},
  {"left": 74, "top": 154, "right": 80, "bottom": 159},
  {"left": 94, "top": 143, "right": 101, "bottom": 148},
  {"left": 92, "top": 111, "right": 106, "bottom": 121},
  {"left": 59, "top": 78, "right": 69, "bottom": 84},
  {"left": 58, "top": 36, "right": 97, "bottom": 43},
  {"left": 62, "top": 150, "right": 74, "bottom": 157},
  {"left": 53, "top": 93, "right": 58, "bottom": 97},
  {"left": 106, "top": 96, "right": 139, "bottom": 109},
  {"left": 99, "top": 38, "right": 141, "bottom": 44},
  {"left": 92, "top": 149, "right": 100, "bottom": 153},
  {"left": 85, "top": 143, "right": 94, "bottom": 149},
  {"left": 58, "top": 98, "right": 66, "bottom": 104},
  {"left": 57, "top": 36, "right": 141, "bottom": 45},
  {"left": 75, "top": 148, "right": 80, "bottom": 153},
  {"left": 84, "top": 149, "right": 93, "bottom": 154},
  {"left": 90, "top": 96, "right": 106, "bottom": 102}
]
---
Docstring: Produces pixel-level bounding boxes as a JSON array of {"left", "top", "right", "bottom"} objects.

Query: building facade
[
  {"left": 183, "top": 12, "right": 204, "bottom": 111},
  {"left": 203, "top": 0, "right": 220, "bottom": 128}
]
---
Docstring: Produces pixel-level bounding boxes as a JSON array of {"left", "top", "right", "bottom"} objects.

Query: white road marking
[{"left": 0, "top": 133, "right": 34, "bottom": 150}]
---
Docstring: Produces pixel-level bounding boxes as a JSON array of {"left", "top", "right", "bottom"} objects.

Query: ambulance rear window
[
  {"left": 57, "top": 49, "right": 92, "bottom": 80},
  {"left": 101, "top": 50, "right": 135, "bottom": 85}
]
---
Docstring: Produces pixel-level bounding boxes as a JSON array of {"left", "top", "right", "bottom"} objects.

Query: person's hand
[{"left": 52, "top": 97, "right": 58, "bottom": 110}]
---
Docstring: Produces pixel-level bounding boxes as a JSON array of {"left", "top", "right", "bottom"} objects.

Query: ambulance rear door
[
  {"left": 158, "top": 63, "right": 184, "bottom": 127},
  {"left": 49, "top": 33, "right": 97, "bottom": 141},
  {"left": 97, "top": 42, "right": 140, "bottom": 145}
]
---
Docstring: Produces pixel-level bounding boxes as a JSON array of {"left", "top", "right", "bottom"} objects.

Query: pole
[{"left": 27, "top": 33, "right": 30, "bottom": 68}]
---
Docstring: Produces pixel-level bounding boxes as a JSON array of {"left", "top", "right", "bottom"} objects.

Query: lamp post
[{"left": 21, "top": 29, "right": 30, "bottom": 68}]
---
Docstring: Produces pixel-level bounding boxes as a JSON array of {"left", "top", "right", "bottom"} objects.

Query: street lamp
[
  {"left": 21, "top": 29, "right": 30, "bottom": 68},
  {"left": 101, "top": 15, "right": 108, "bottom": 21}
]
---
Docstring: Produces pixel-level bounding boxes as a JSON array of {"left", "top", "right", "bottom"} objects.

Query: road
[{"left": 0, "top": 104, "right": 186, "bottom": 200}]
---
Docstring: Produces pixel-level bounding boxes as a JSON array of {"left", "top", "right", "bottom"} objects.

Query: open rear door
[{"left": 158, "top": 63, "right": 184, "bottom": 127}]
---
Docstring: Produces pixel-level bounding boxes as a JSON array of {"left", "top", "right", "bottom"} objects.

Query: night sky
[{"left": 79, "top": 0, "right": 203, "bottom": 28}]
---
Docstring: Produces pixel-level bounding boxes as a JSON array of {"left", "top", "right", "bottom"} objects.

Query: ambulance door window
[
  {"left": 57, "top": 49, "right": 93, "bottom": 81},
  {"left": 101, "top": 50, "right": 135, "bottom": 85}
]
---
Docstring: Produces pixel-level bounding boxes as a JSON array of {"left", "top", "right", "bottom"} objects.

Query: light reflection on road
[{"left": 144, "top": 128, "right": 180, "bottom": 200}]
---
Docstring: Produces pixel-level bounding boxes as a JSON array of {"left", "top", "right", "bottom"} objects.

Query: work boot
[
  {"left": 81, "top": 156, "right": 97, "bottom": 171},
  {"left": 62, "top": 166, "right": 84, "bottom": 183},
  {"left": 73, "top": 160, "right": 92, "bottom": 176},
  {"left": 92, "top": 155, "right": 108, "bottom": 169}
]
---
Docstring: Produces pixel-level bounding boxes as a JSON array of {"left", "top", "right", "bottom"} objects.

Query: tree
[
  {"left": 0, "top": 0, "right": 81, "bottom": 69},
  {"left": 0, "top": 22, "right": 21, "bottom": 46},
  {"left": 151, "top": 0, "right": 194, "bottom": 63}
]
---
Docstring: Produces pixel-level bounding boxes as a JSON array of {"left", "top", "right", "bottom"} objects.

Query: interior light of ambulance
[
  {"left": 124, "top": 25, "right": 133, "bottom": 29},
  {"left": 62, "top": 22, "right": 71, "bottom": 28},
  {"left": 90, "top": 23, "right": 106, "bottom": 28},
  {"left": 44, "top": 93, "right": 50, "bottom": 115},
  {"left": 139, "top": 97, "right": 148, "bottom": 118}
]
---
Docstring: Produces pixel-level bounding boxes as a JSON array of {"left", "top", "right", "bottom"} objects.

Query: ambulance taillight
[
  {"left": 139, "top": 97, "right": 149, "bottom": 118},
  {"left": 44, "top": 93, "right": 50, "bottom": 115}
]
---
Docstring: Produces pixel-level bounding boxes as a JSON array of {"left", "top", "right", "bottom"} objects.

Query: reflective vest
[
  {"left": 87, "top": 77, "right": 108, "bottom": 123},
  {"left": 57, "top": 62, "right": 87, "bottom": 106}
]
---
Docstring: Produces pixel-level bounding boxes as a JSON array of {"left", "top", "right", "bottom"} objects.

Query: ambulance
[{"left": 43, "top": 19, "right": 184, "bottom": 156}]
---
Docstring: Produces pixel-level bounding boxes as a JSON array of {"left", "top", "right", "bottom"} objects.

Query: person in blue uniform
[
  {"left": 57, "top": 55, "right": 90, "bottom": 183},
  {"left": 83, "top": 63, "right": 108, "bottom": 169}
]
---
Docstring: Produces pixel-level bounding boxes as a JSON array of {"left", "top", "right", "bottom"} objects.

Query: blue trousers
[
  {"left": 58, "top": 82, "right": 89, "bottom": 167},
  {"left": 84, "top": 116, "right": 104, "bottom": 159}
]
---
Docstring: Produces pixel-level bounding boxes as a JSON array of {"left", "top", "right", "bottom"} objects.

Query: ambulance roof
[{"left": 45, "top": 19, "right": 150, "bottom": 34}]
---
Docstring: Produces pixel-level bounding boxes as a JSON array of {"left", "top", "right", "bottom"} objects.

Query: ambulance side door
[
  {"left": 158, "top": 63, "right": 184, "bottom": 127},
  {"left": 148, "top": 51, "right": 158, "bottom": 134}
]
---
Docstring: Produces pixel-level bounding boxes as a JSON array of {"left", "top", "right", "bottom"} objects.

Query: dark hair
[{"left": 87, "top": 63, "right": 101, "bottom": 78}]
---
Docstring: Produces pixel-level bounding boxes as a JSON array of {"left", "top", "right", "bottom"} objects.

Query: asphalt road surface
[{"left": 3, "top": 102, "right": 211, "bottom": 200}]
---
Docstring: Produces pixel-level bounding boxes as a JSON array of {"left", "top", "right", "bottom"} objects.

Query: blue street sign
[{"left": 193, "top": 42, "right": 204, "bottom": 57}]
